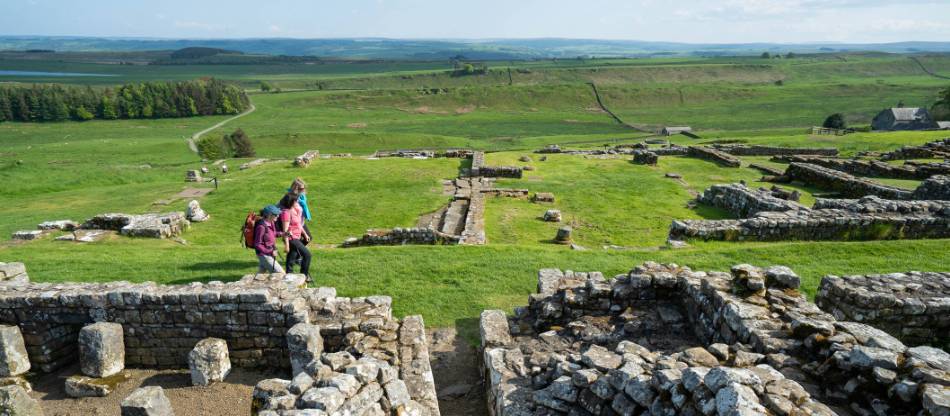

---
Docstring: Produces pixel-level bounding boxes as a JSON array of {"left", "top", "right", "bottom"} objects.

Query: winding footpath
[{"left": 187, "top": 101, "right": 257, "bottom": 153}]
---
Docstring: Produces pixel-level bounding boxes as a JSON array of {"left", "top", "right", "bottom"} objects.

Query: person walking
[
  {"left": 279, "top": 191, "right": 312, "bottom": 281},
  {"left": 289, "top": 177, "right": 313, "bottom": 243},
  {"left": 253, "top": 204, "right": 284, "bottom": 274}
]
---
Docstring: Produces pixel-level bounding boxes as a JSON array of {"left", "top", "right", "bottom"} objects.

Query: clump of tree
[
  {"left": 760, "top": 52, "right": 771, "bottom": 59},
  {"left": 0, "top": 78, "right": 250, "bottom": 123},
  {"left": 452, "top": 62, "right": 488, "bottom": 77},
  {"left": 223, "top": 128, "right": 256, "bottom": 157},
  {"left": 932, "top": 86, "right": 950, "bottom": 120},
  {"left": 197, "top": 128, "right": 255, "bottom": 160},
  {"left": 823, "top": 113, "right": 848, "bottom": 129}
]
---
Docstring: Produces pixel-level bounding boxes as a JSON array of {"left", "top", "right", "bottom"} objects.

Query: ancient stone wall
[
  {"left": 686, "top": 146, "right": 741, "bottom": 167},
  {"left": 81, "top": 212, "right": 190, "bottom": 239},
  {"left": 650, "top": 145, "right": 688, "bottom": 156},
  {"left": 481, "top": 262, "right": 950, "bottom": 416},
  {"left": 293, "top": 150, "right": 320, "bottom": 167},
  {"left": 816, "top": 271, "right": 950, "bottom": 348},
  {"left": 631, "top": 150, "right": 658, "bottom": 165},
  {"left": 784, "top": 162, "right": 913, "bottom": 200},
  {"left": 0, "top": 267, "right": 440, "bottom": 415},
  {"left": 712, "top": 144, "right": 839, "bottom": 157},
  {"left": 775, "top": 155, "right": 925, "bottom": 180},
  {"left": 470, "top": 151, "right": 523, "bottom": 178},
  {"left": 880, "top": 138, "right": 950, "bottom": 160},
  {"left": 698, "top": 183, "right": 807, "bottom": 218},
  {"left": 913, "top": 175, "right": 950, "bottom": 200},
  {"left": 342, "top": 228, "right": 458, "bottom": 247}
]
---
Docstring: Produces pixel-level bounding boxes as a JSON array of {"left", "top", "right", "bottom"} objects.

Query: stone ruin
[
  {"left": 631, "top": 150, "right": 658, "bottom": 166},
  {"left": 669, "top": 184, "right": 950, "bottom": 242},
  {"left": 373, "top": 149, "right": 473, "bottom": 159},
  {"left": 880, "top": 138, "right": 950, "bottom": 161},
  {"left": 0, "top": 263, "right": 440, "bottom": 415},
  {"left": 780, "top": 163, "right": 914, "bottom": 200},
  {"left": 471, "top": 151, "right": 524, "bottom": 179},
  {"left": 914, "top": 175, "right": 950, "bottom": 201},
  {"left": 709, "top": 145, "right": 839, "bottom": 157},
  {"left": 294, "top": 150, "right": 320, "bottom": 168},
  {"left": 241, "top": 158, "right": 269, "bottom": 170},
  {"left": 185, "top": 170, "right": 202, "bottom": 182},
  {"left": 186, "top": 200, "right": 210, "bottom": 222},
  {"left": 816, "top": 271, "right": 949, "bottom": 349},
  {"left": 774, "top": 156, "right": 950, "bottom": 181},
  {"left": 80, "top": 212, "right": 190, "bottom": 239},
  {"left": 479, "top": 262, "right": 950, "bottom": 416},
  {"left": 669, "top": 183, "right": 950, "bottom": 243},
  {"left": 686, "top": 147, "right": 742, "bottom": 168}
]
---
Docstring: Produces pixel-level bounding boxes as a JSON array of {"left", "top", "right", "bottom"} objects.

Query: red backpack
[{"left": 241, "top": 212, "right": 259, "bottom": 249}]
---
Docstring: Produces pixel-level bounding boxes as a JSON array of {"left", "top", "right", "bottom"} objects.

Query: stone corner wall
[
  {"left": 698, "top": 183, "right": 807, "bottom": 218},
  {"left": 816, "top": 271, "right": 950, "bottom": 348},
  {"left": 785, "top": 162, "right": 913, "bottom": 200},
  {"left": 686, "top": 146, "right": 741, "bottom": 168}
]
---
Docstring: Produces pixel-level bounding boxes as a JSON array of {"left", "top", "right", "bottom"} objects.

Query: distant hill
[
  {"left": 169, "top": 46, "right": 241, "bottom": 60},
  {"left": 3, "top": 36, "right": 950, "bottom": 60}
]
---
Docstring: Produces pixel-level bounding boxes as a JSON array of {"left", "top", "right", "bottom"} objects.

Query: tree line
[{"left": 0, "top": 78, "right": 250, "bottom": 122}]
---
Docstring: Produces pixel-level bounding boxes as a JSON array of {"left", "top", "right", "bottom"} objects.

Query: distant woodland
[{"left": 0, "top": 78, "right": 250, "bottom": 122}]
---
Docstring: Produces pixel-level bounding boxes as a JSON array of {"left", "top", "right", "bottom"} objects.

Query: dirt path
[
  {"left": 428, "top": 328, "right": 487, "bottom": 416},
  {"left": 187, "top": 102, "right": 257, "bottom": 153}
]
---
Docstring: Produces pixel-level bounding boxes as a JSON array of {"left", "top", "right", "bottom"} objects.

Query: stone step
[{"left": 440, "top": 200, "right": 469, "bottom": 236}]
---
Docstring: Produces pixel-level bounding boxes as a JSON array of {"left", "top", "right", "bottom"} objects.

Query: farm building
[
  {"left": 938, "top": 121, "right": 950, "bottom": 130},
  {"left": 871, "top": 107, "right": 938, "bottom": 131},
  {"left": 661, "top": 126, "right": 693, "bottom": 135}
]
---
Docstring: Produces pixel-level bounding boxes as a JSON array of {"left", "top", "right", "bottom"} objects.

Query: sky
[{"left": 3, "top": 0, "right": 950, "bottom": 44}]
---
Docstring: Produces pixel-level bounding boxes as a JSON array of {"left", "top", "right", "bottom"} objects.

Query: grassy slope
[{"left": 1, "top": 54, "right": 949, "bottom": 339}]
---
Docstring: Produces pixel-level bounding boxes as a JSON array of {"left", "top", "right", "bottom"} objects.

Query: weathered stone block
[
  {"left": 0, "top": 326, "right": 30, "bottom": 377},
  {"left": 120, "top": 386, "right": 174, "bottom": 416},
  {"left": 0, "top": 384, "right": 43, "bottom": 416},
  {"left": 188, "top": 338, "right": 231, "bottom": 386},
  {"left": 78, "top": 322, "right": 125, "bottom": 378},
  {"left": 287, "top": 323, "right": 323, "bottom": 377}
]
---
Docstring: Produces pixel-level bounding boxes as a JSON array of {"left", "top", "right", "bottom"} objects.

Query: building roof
[
  {"left": 938, "top": 121, "right": 950, "bottom": 129},
  {"left": 887, "top": 107, "right": 928, "bottom": 121}
]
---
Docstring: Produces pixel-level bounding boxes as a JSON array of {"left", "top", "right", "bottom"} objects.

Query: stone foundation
[
  {"left": 816, "top": 271, "right": 950, "bottom": 348},
  {"left": 80, "top": 212, "right": 190, "bottom": 239},
  {"left": 784, "top": 163, "right": 914, "bottom": 200},
  {"left": 671, "top": 195, "right": 950, "bottom": 242},
  {"left": 686, "top": 146, "right": 741, "bottom": 167},
  {"left": 698, "top": 183, "right": 807, "bottom": 218},
  {"left": 293, "top": 150, "right": 320, "bottom": 167},
  {"left": 480, "top": 262, "right": 950, "bottom": 416},
  {"left": 0, "top": 266, "right": 440, "bottom": 415},
  {"left": 470, "top": 152, "right": 523, "bottom": 178},
  {"left": 880, "top": 138, "right": 950, "bottom": 160},
  {"left": 712, "top": 144, "right": 839, "bottom": 157},
  {"left": 631, "top": 150, "right": 658, "bottom": 165},
  {"left": 913, "top": 175, "right": 950, "bottom": 200},
  {"left": 342, "top": 228, "right": 458, "bottom": 247},
  {"left": 775, "top": 155, "right": 926, "bottom": 180}
]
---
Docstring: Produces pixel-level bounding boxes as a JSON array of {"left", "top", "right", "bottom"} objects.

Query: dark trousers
[{"left": 286, "top": 239, "right": 312, "bottom": 277}]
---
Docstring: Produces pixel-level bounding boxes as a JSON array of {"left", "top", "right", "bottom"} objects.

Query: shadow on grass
[{"left": 454, "top": 317, "right": 482, "bottom": 348}]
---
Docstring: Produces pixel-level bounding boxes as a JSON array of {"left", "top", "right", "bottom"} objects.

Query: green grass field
[{"left": 1, "top": 53, "right": 949, "bottom": 340}]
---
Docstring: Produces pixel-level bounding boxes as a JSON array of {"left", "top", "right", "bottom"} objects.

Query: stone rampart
[
  {"left": 712, "top": 144, "right": 839, "bottom": 157},
  {"left": 481, "top": 262, "right": 950, "bottom": 416},
  {"left": 816, "top": 271, "right": 950, "bottom": 348},
  {"left": 470, "top": 151, "right": 523, "bottom": 178},
  {"left": 686, "top": 146, "right": 741, "bottom": 167},
  {"left": 698, "top": 183, "right": 807, "bottom": 218},
  {"left": 784, "top": 162, "right": 914, "bottom": 200}
]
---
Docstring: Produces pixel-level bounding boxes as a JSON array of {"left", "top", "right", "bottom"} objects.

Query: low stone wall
[
  {"left": 816, "top": 271, "right": 950, "bottom": 348},
  {"left": 712, "top": 144, "right": 839, "bottom": 157},
  {"left": 0, "top": 266, "right": 440, "bottom": 415},
  {"left": 686, "top": 146, "right": 741, "bottom": 167},
  {"left": 480, "top": 262, "right": 950, "bottom": 416},
  {"left": 881, "top": 138, "right": 950, "bottom": 160},
  {"left": 470, "top": 151, "right": 523, "bottom": 178},
  {"left": 784, "top": 162, "right": 914, "bottom": 200},
  {"left": 342, "top": 227, "right": 459, "bottom": 247},
  {"left": 913, "top": 175, "right": 950, "bottom": 200},
  {"left": 775, "top": 155, "right": 924, "bottom": 180},
  {"left": 651, "top": 145, "right": 688, "bottom": 156},
  {"left": 698, "top": 183, "right": 807, "bottom": 218},
  {"left": 80, "top": 212, "right": 190, "bottom": 239},
  {"left": 460, "top": 193, "right": 486, "bottom": 245},
  {"left": 670, "top": 195, "right": 950, "bottom": 242}
]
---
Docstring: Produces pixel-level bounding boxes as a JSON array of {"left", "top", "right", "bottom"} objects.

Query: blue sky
[{"left": 3, "top": 0, "right": 950, "bottom": 43}]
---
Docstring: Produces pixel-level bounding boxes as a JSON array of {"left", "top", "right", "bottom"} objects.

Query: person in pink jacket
[{"left": 278, "top": 192, "right": 312, "bottom": 281}]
